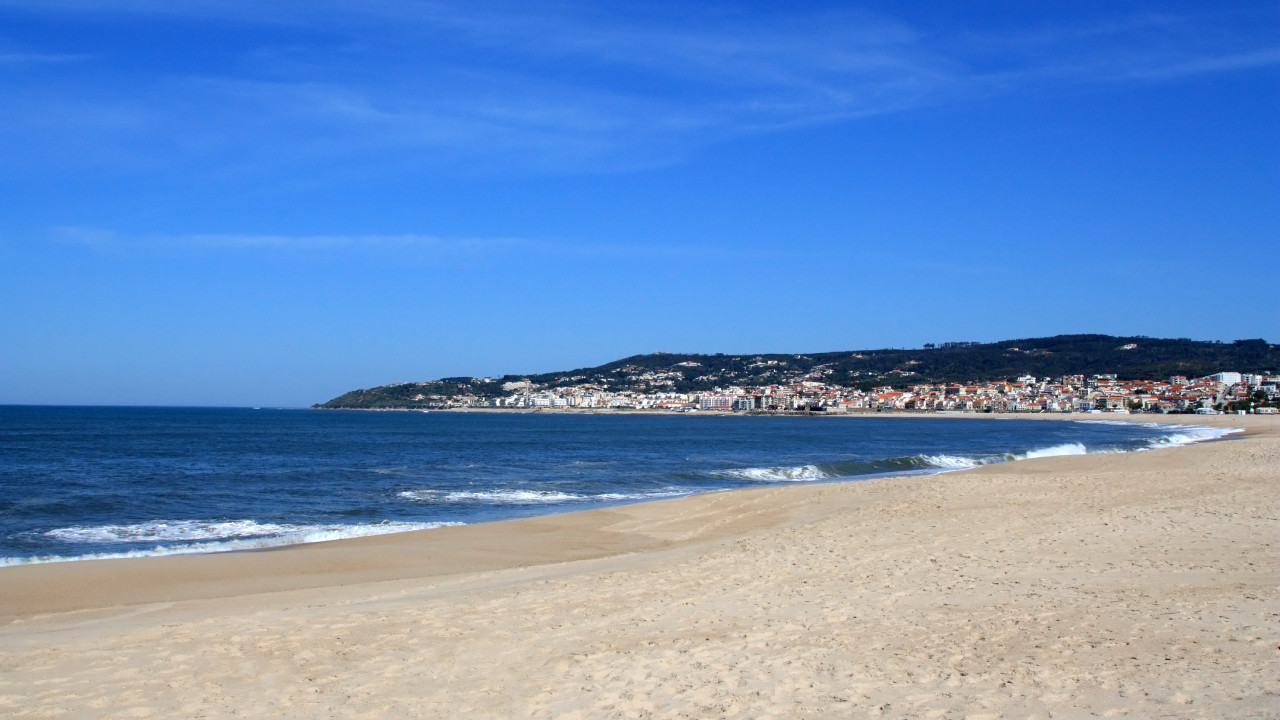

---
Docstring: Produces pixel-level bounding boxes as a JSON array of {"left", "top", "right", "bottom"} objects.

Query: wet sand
[{"left": 1, "top": 414, "right": 1275, "bottom": 718}]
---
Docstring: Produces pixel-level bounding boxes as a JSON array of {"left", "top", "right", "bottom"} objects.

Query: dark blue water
[{"left": 0, "top": 407, "right": 1233, "bottom": 563}]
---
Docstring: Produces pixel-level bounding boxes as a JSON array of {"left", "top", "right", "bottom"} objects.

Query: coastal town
[
  {"left": 317, "top": 337, "right": 1279, "bottom": 414},
  {"left": 415, "top": 368, "right": 1278, "bottom": 415}
]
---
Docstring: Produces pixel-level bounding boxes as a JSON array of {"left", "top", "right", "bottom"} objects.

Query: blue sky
[{"left": 2, "top": 1, "right": 1277, "bottom": 406}]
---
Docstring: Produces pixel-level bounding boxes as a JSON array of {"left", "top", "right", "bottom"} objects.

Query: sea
[{"left": 0, "top": 406, "right": 1238, "bottom": 565}]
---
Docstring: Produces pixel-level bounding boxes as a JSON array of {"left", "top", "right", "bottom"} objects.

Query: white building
[{"left": 698, "top": 395, "right": 734, "bottom": 411}]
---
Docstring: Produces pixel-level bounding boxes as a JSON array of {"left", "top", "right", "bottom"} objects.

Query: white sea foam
[
  {"left": 1144, "top": 425, "right": 1241, "bottom": 447},
  {"left": 398, "top": 488, "right": 689, "bottom": 504},
  {"left": 921, "top": 443, "right": 1091, "bottom": 467},
  {"left": 406, "top": 489, "right": 584, "bottom": 504},
  {"left": 46, "top": 519, "right": 303, "bottom": 544},
  {"left": 914, "top": 445, "right": 1089, "bottom": 472},
  {"left": 719, "top": 423, "right": 1238, "bottom": 486},
  {"left": 2, "top": 520, "right": 462, "bottom": 566},
  {"left": 915, "top": 454, "right": 987, "bottom": 470},
  {"left": 718, "top": 465, "right": 833, "bottom": 482},
  {"left": 593, "top": 490, "right": 690, "bottom": 501},
  {"left": 1021, "top": 442, "right": 1089, "bottom": 459},
  {"left": 1075, "top": 420, "right": 1242, "bottom": 449}
]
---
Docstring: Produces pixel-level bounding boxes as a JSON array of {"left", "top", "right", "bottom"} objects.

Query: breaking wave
[
  {"left": 718, "top": 452, "right": 1012, "bottom": 483},
  {"left": 716, "top": 465, "right": 832, "bottom": 482},
  {"left": 48, "top": 519, "right": 309, "bottom": 544},
  {"left": 1, "top": 519, "right": 463, "bottom": 566},
  {"left": 398, "top": 487, "right": 690, "bottom": 504},
  {"left": 1076, "top": 421, "right": 1241, "bottom": 449},
  {"left": 914, "top": 454, "right": 987, "bottom": 469},
  {"left": 1022, "top": 442, "right": 1089, "bottom": 459},
  {"left": 713, "top": 432, "right": 1215, "bottom": 485},
  {"left": 1143, "top": 425, "right": 1241, "bottom": 447}
]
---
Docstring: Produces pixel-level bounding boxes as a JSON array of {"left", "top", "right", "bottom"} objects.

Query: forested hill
[{"left": 316, "top": 335, "right": 1277, "bottom": 408}]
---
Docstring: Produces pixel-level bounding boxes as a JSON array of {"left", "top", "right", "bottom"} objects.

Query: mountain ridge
[{"left": 316, "top": 334, "right": 1277, "bottom": 409}]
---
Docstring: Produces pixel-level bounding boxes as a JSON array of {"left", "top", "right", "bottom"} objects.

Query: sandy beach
[{"left": 1, "top": 414, "right": 1276, "bottom": 719}]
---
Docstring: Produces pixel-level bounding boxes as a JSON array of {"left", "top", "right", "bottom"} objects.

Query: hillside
[{"left": 315, "top": 335, "right": 1277, "bottom": 409}]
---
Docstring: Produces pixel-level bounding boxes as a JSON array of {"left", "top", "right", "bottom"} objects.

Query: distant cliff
[{"left": 315, "top": 334, "right": 1277, "bottom": 409}]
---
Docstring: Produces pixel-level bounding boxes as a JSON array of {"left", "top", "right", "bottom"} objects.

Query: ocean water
[{"left": 0, "top": 407, "right": 1237, "bottom": 564}]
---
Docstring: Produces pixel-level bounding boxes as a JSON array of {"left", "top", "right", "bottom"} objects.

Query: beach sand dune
[{"left": 1, "top": 415, "right": 1276, "bottom": 718}]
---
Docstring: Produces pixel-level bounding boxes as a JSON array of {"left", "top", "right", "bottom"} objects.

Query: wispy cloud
[
  {"left": 47, "top": 227, "right": 755, "bottom": 263},
  {"left": 0, "top": 3, "right": 965, "bottom": 176},
  {"left": 949, "top": 11, "right": 1280, "bottom": 88},
  {"left": 52, "top": 226, "right": 525, "bottom": 255},
  {"left": 0, "top": 51, "right": 90, "bottom": 63},
  {"left": 2, "top": 2, "right": 1276, "bottom": 177},
  {"left": 1119, "top": 47, "right": 1280, "bottom": 80}
]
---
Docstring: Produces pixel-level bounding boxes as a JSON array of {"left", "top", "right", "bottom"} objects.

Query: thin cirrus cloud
[
  {"left": 50, "top": 226, "right": 534, "bottom": 256},
  {"left": 1, "top": 1, "right": 1276, "bottom": 176},
  {"left": 0, "top": 51, "right": 90, "bottom": 63},
  {"left": 1117, "top": 47, "right": 1280, "bottom": 80},
  {"left": 0, "top": 6, "right": 981, "bottom": 169},
  {"left": 47, "top": 226, "right": 749, "bottom": 263}
]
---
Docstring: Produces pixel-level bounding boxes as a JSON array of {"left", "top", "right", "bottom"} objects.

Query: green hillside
[{"left": 316, "top": 334, "right": 1277, "bottom": 408}]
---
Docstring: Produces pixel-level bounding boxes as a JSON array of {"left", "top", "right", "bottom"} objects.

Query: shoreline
[
  {"left": 2, "top": 413, "right": 1275, "bottom": 717},
  {"left": 0, "top": 413, "right": 1243, "bottom": 571}
]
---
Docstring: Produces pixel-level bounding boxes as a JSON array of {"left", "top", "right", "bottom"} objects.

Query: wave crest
[
  {"left": 399, "top": 488, "right": 689, "bottom": 504},
  {"left": 913, "top": 454, "right": 987, "bottom": 469},
  {"left": 1145, "top": 426, "right": 1240, "bottom": 448},
  {"left": 1022, "top": 442, "right": 1088, "bottom": 459},
  {"left": 717, "top": 465, "right": 832, "bottom": 482},
  {"left": 5, "top": 519, "right": 464, "bottom": 566},
  {"left": 47, "top": 519, "right": 300, "bottom": 544}
]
